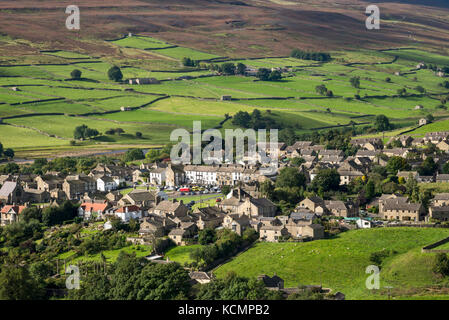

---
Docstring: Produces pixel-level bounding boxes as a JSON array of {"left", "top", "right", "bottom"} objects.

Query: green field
[
  {"left": 55, "top": 244, "right": 153, "bottom": 274},
  {"left": 165, "top": 244, "right": 203, "bottom": 265},
  {"left": 41, "top": 51, "right": 92, "bottom": 59},
  {"left": 1, "top": 36, "right": 449, "bottom": 157},
  {"left": 214, "top": 228, "right": 449, "bottom": 300}
]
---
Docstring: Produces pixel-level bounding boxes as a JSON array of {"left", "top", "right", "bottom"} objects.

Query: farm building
[
  {"left": 128, "top": 78, "right": 160, "bottom": 85},
  {"left": 419, "top": 118, "right": 428, "bottom": 126}
]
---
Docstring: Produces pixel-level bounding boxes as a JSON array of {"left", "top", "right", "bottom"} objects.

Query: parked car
[{"left": 216, "top": 198, "right": 222, "bottom": 202}]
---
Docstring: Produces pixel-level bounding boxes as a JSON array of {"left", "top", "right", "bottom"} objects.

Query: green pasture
[
  {"left": 0, "top": 124, "right": 69, "bottom": 149},
  {"left": 97, "top": 108, "right": 224, "bottom": 128},
  {"left": 165, "top": 244, "right": 203, "bottom": 265},
  {"left": 111, "top": 36, "right": 170, "bottom": 50},
  {"left": 214, "top": 228, "right": 449, "bottom": 300},
  {"left": 41, "top": 51, "right": 91, "bottom": 59},
  {"left": 5, "top": 115, "right": 177, "bottom": 145}
]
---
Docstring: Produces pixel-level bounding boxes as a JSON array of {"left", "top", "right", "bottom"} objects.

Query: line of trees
[
  {"left": 256, "top": 68, "right": 282, "bottom": 81},
  {"left": 73, "top": 124, "right": 99, "bottom": 140},
  {"left": 290, "top": 49, "right": 331, "bottom": 62},
  {"left": 188, "top": 228, "right": 258, "bottom": 269},
  {"left": 209, "top": 62, "right": 247, "bottom": 75},
  {"left": 0, "top": 142, "right": 14, "bottom": 159}
]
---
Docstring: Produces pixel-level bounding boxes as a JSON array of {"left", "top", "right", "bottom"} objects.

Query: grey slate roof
[{"left": 0, "top": 181, "right": 17, "bottom": 197}]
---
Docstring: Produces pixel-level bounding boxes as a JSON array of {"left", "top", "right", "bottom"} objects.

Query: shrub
[
  {"left": 433, "top": 253, "right": 449, "bottom": 276},
  {"left": 71, "top": 69, "right": 82, "bottom": 79},
  {"left": 108, "top": 66, "right": 123, "bottom": 82}
]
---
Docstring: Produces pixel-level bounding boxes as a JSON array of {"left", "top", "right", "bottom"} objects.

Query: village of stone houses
[
  {"left": 3, "top": 0, "right": 449, "bottom": 302},
  {"left": 2, "top": 129, "right": 449, "bottom": 300}
]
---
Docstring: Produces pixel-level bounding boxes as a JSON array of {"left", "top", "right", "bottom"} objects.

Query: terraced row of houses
[{"left": 1, "top": 130, "right": 449, "bottom": 242}]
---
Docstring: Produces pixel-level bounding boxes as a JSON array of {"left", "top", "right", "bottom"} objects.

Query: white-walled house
[
  {"left": 356, "top": 218, "right": 372, "bottom": 229},
  {"left": 149, "top": 168, "right": 166, "bottom": 185},
  {"left": 97, "top": 176, "right": 118, "bottom": 192},
  {"left": 107, "top": 205, "right": 143, "bottom": 222},
  {"left": 78, "top": 201, "right": 111, "bottom": 220}
]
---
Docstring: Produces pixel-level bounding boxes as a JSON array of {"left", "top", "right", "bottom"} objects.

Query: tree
[
  {"left": 71, "top": 69, "right": 82, "bottom": 79},
  {"left": 3, "top": 148, "right": 14, "bottom": 158},
  {"left": 279, "top": 128, "right": 297, "bottom": 145},
  {"left": 135, "top": 131, "right": 142, "bottom": 138},
  {"left": 42, "top": 201, "right": 77, "bottom": 226},
  {"left": 315, "top": 84, "right": 328, "bottom": 96},
  {"left": 197, "top": 272, "right": 283, "bottom": 300},
  {"left": 69, "top": 272, "right": 111, "bottom": 300},
  {"left": 418, "top": 156, "right": 438, "bottom": 176},
  {"left": 29, "top": 261, "right": 53, "bottom": 284},
  {"left": 365, "top": 179, "right": 376, "bottom": 200},
  {"left": 198, "top": 228, "right": 217, "bottom": 245},
  {"left": 74, "top": 124, "right": 99, "bottom": 140},
  {"left": 0, "top": 162, "right": 19, "bottom": 174},
  {"left": 0, "top": 263, "right": 45, "bottom": 300},
  {"left": 123, "top": 148, "right": 145, "bottom": 162},
  {"left": 115, "top": 128, "right": 125, "bottom": 135},
  {"left": 221, "top": 185, "right": 231, "bottom": 196},
  {"left": 108, "top": 66, "right": 123, "bottom": 82},
  {"left": 276, "top": 167, "right": 306, "bottom": 189},
  {"left": 182, "top": 57, "right": 195, "bottom": 67},
  {"left": 260, "top": 180, "right": 275, "bottom": 199},
  {"left": 426, "top": 114, "right": 434, "bottom": 123},
  {"left": 350, "top": 76, "right": 360, "bottom": 88},
  {"left": 236, "top": 63, "right": 246, "bottom": 75},
  {"left": 20, "top": 207, "right": 42, "bottom": 223},
  {"left": 443, "top": 162, "right": 449, "bottom": 174},
  {"left": 221, "top": 63, "right": 236, "bottom": 75},
  {"left": 397, "top": 88, "right": 407, "bottom": 96},
  {"left": 433, "top": 253, "right": 449, "bottom": 276},
  {"left": 386, "top": 156, "right": 410, "bottom": 174},
  {"left": 256, "top": 68, "right": 271, "bottom": 81},
  {"left": 269, "top": 70, "right": 282, "bottom": 81},
  {"left": 312, "top": 168, "right": 340, "bottom": 192},
  {"left": 135, "top": 262, "right": 190, "bottom": 300},
  {"left": 290, "top": 49, "right": 331, "bottom": 62},
  {"left": 415, "top": 85, "right": 426, "bottom": 93},
  {"left": 441, "top": 81, "right": 449, "bottom": 89},
  {"left": 374, "top": 115, "right": 392, "bottom": 131},
  {"left": 232, "top": 111, "right": 251, "bottom": 128}
]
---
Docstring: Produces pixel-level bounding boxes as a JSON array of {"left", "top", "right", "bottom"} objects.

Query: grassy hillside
[
  {"left": 1, "top": 32, "right": 449, "bottom": 157},
  {"left": 1, "top": 0, "right": 449, "bottom": 57},
  {"left": 214, "top": 228, "right": 449, "bottom": 300}
]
